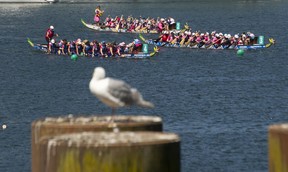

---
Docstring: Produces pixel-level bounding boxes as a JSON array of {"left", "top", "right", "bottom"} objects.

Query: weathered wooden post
[
  {"left": 32, "top": 115, "right": 163, "bottom": 172},
  {"left": 38, "top": 132, "right": 180, "bottom": 172},
  {"left": 268, "top": 123, "right": 288, "bottom": 172}
]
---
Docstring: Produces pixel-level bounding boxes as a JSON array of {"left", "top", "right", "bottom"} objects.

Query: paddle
[
  {"left": 205, "top": 42, "right": 214, "bottom": 49},
  {"left": 27, "top": 38, "right": 34, "bottom": 47},
  {"left": 188, "top": 42, "right": 198, "bottom": 48},
  {"left": 139, "top": 27, "right": 147, "bottom": 33},
  {"left": 206, "top": 37, "right": 223, "bottom": 49},
  {"left": 135, "top": 24, "right": 142, "bottom": 31},
  {"left": 160, "top": 42, "right": 170, "bottom": 47},
  {"left": 170, "top": 37, "right": 178, "bottom": 44},
  {"left": 138, "top": 33, "right": 146, "bottom": 42},
  {"left": 153, "top": 36, "right": 162, "bottom": 43},
  {"left": 179, "top": 36, "right": 186, "bottom": 46},
  {"left": 185, "top": 38, "right": 194, "bottom": 46},
  {"left": 112, "top": 22, "right": 120, "bottom": 32},
  {"left": 27, "top": 38, "right": 47, "bottom": 48},
  {"left": 111, "top": 15, "right": 122, "bottom": 32}
]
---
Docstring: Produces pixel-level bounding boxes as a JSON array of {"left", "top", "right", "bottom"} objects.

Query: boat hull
[
  {"left": 144, "top": 39, "right": 270, "bottom": 50},
  {"left": 27, "top": 38, "right": 158, "bottom": 59}
]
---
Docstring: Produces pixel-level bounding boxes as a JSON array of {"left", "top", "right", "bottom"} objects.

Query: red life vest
[
  {"left": 161, "top": 34, "right": 169, "bottom": 42},
  {"left": 45, "top": 29, "right": 54, "bottom": 39}
]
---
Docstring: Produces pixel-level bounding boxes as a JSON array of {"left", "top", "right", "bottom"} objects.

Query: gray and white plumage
[{"left": 89, "top": 67, "right": 154, "bottom": 112}]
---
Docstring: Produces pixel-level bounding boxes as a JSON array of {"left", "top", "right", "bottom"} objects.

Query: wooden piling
[
  {"left": 32, "top": 115, "right": 162, "bottom": 172},
  {"left": 268, "top": 123, "right": 288, "bottom": 172},
  {"left": 38, "top": 132, "right": 180, "bottom": 172}
]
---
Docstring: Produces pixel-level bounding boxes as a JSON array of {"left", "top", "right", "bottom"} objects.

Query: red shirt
[
  {"left": 161, "top": 34, "right": 169, "bottom": 42},
  {"left": 45, "top": 29, "right": 54, "bottom": 39}
]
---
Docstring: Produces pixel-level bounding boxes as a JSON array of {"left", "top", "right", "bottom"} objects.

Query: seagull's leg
[{"left": 111, "top": 108, "right": 116, "bottom": 122}]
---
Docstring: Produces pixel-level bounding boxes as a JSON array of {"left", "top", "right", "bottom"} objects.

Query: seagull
[{"left": 89, "top": 67, "right": 154, "bottom": 116}]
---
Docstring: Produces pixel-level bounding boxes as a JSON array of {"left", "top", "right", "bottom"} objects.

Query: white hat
[
  {"left": 51, "top": 39, "right": 55, "bottom": 43},
  {"left": 234, "top": 34, "right": 239, "bottom": 39},
  {"left": 160, "top": 18, "right": 165, "bottom": 21},
  {"left": 50, "top": 25, "right": 54, "bottom": 30},
  {"left": 119, "top": 42, "right": 126, "bottom": 46},
  {"left": 76, "top": 38, "right": 81, "bottom": 44}
]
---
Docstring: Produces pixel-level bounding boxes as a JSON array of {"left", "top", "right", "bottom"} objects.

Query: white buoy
[{"left": 2, "top": 124, "right": 7, "bottom": 130}]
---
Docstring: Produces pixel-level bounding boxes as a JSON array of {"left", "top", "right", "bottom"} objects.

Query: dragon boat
[
  {"left": 81, "top": 19, "right": 160, "bottom": 34},
  {"left": 81, "top": 19, "right": 186, "bottom": 34},
  {"left": 139, "top": 34, "right": 275, "bottom": 50},
  {"left": 27, "top": 38, "right": 159, "bottom": 59}
]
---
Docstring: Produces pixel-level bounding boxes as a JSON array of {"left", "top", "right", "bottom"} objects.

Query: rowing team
[
  {"left": 155, "top": 30, "right": 257, "bottom": 48},
  {"left": 47, "top": 38, "right": 144, "bottom": 57},
  {"left": 97, "top": 15, "right": 178, "bottom": 33}
]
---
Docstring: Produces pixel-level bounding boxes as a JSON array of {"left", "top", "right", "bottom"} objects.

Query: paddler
[
  {"left": 157, "top": 18, "right": 165, "bottom": 33},
  {"left": 92, "top": 40, "right": 100, "bottom": 57},
  {"left": 154, "top": 30, "right": 169, "bottom": 43},
  {"left": 107, "top": 42, "right": 118, "bottom": 57},
  {"left": 117, "top": 42, "right": 128, "bottom": 56},
  {"left": 167, "top": 17, "right": 176, "bottom": 30},
  {"left": 99, "top": 41, "right": 108, "bottom": 57},
  {"left": 221, "top": 34, "right": 232, "bottom": 49},
  {"left": 167, "top": 31, "right": 176, "bottom": 43},
  {"left": 211, "top": 33, "right": 222, "bottom": 49},
  {"left": 202, "top": 32, "right": 211, "bottom": 47},
  {"left": 47, "top": 39, "right": 59, "bottom": 54},
  {"left": 45, "top": 25, "right": 58, "bottom": 45},
  {"left": 75, "top": 38, "right": 83, "bottom": 55},
  {"left": 59, "top": 39, "right": 69, "bottom": 55},
  {"left": 94, "top": 5, "right": 104, "bottom": 25},
  {"left": 127, "top": 39, "right": 142, "bottom": 54}
]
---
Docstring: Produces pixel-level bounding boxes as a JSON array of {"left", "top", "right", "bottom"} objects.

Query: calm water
[{"left": 0, "top": 0, "right": 288, "bottom": 171}]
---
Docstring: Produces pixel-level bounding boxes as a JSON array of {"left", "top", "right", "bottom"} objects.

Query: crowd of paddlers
[
  {"left": 96, "top": 15, "right": 177, "bottom": 33},
  {"left": 153, "top": 30, "right": 258, "bottom": 49},
  {"left": 46, "top": 37, "right": 144, "bottom": 57},
  {"left": 93, "top": 6, "right": 178, "bottom": 33},
  {"left": 43, "top": 5, "right": 266, "bottom": 58}
]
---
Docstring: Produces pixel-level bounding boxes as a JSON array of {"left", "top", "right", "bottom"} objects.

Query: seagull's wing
[{"left": 107, "top": 78, "right": 134, "bottom": 105}]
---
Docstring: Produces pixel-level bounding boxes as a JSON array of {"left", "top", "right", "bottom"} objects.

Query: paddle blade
[
  {"left": 115, "top": 23, "right": 120, "bottom": 31},
  {"left": 179, "top": 37, "right": 186, "bottom": 45},
  {"left": 139, "top": 34, "right": 146, "bottom": 42},
  {"left": 171, "top": 38, "right": 177, "bottom": 44},
  {"left": 81, "top": 18, "right": 87, "bottom": 25},
  {"left": 27, "top": 38, "right": 34, "bottom": 47}
]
